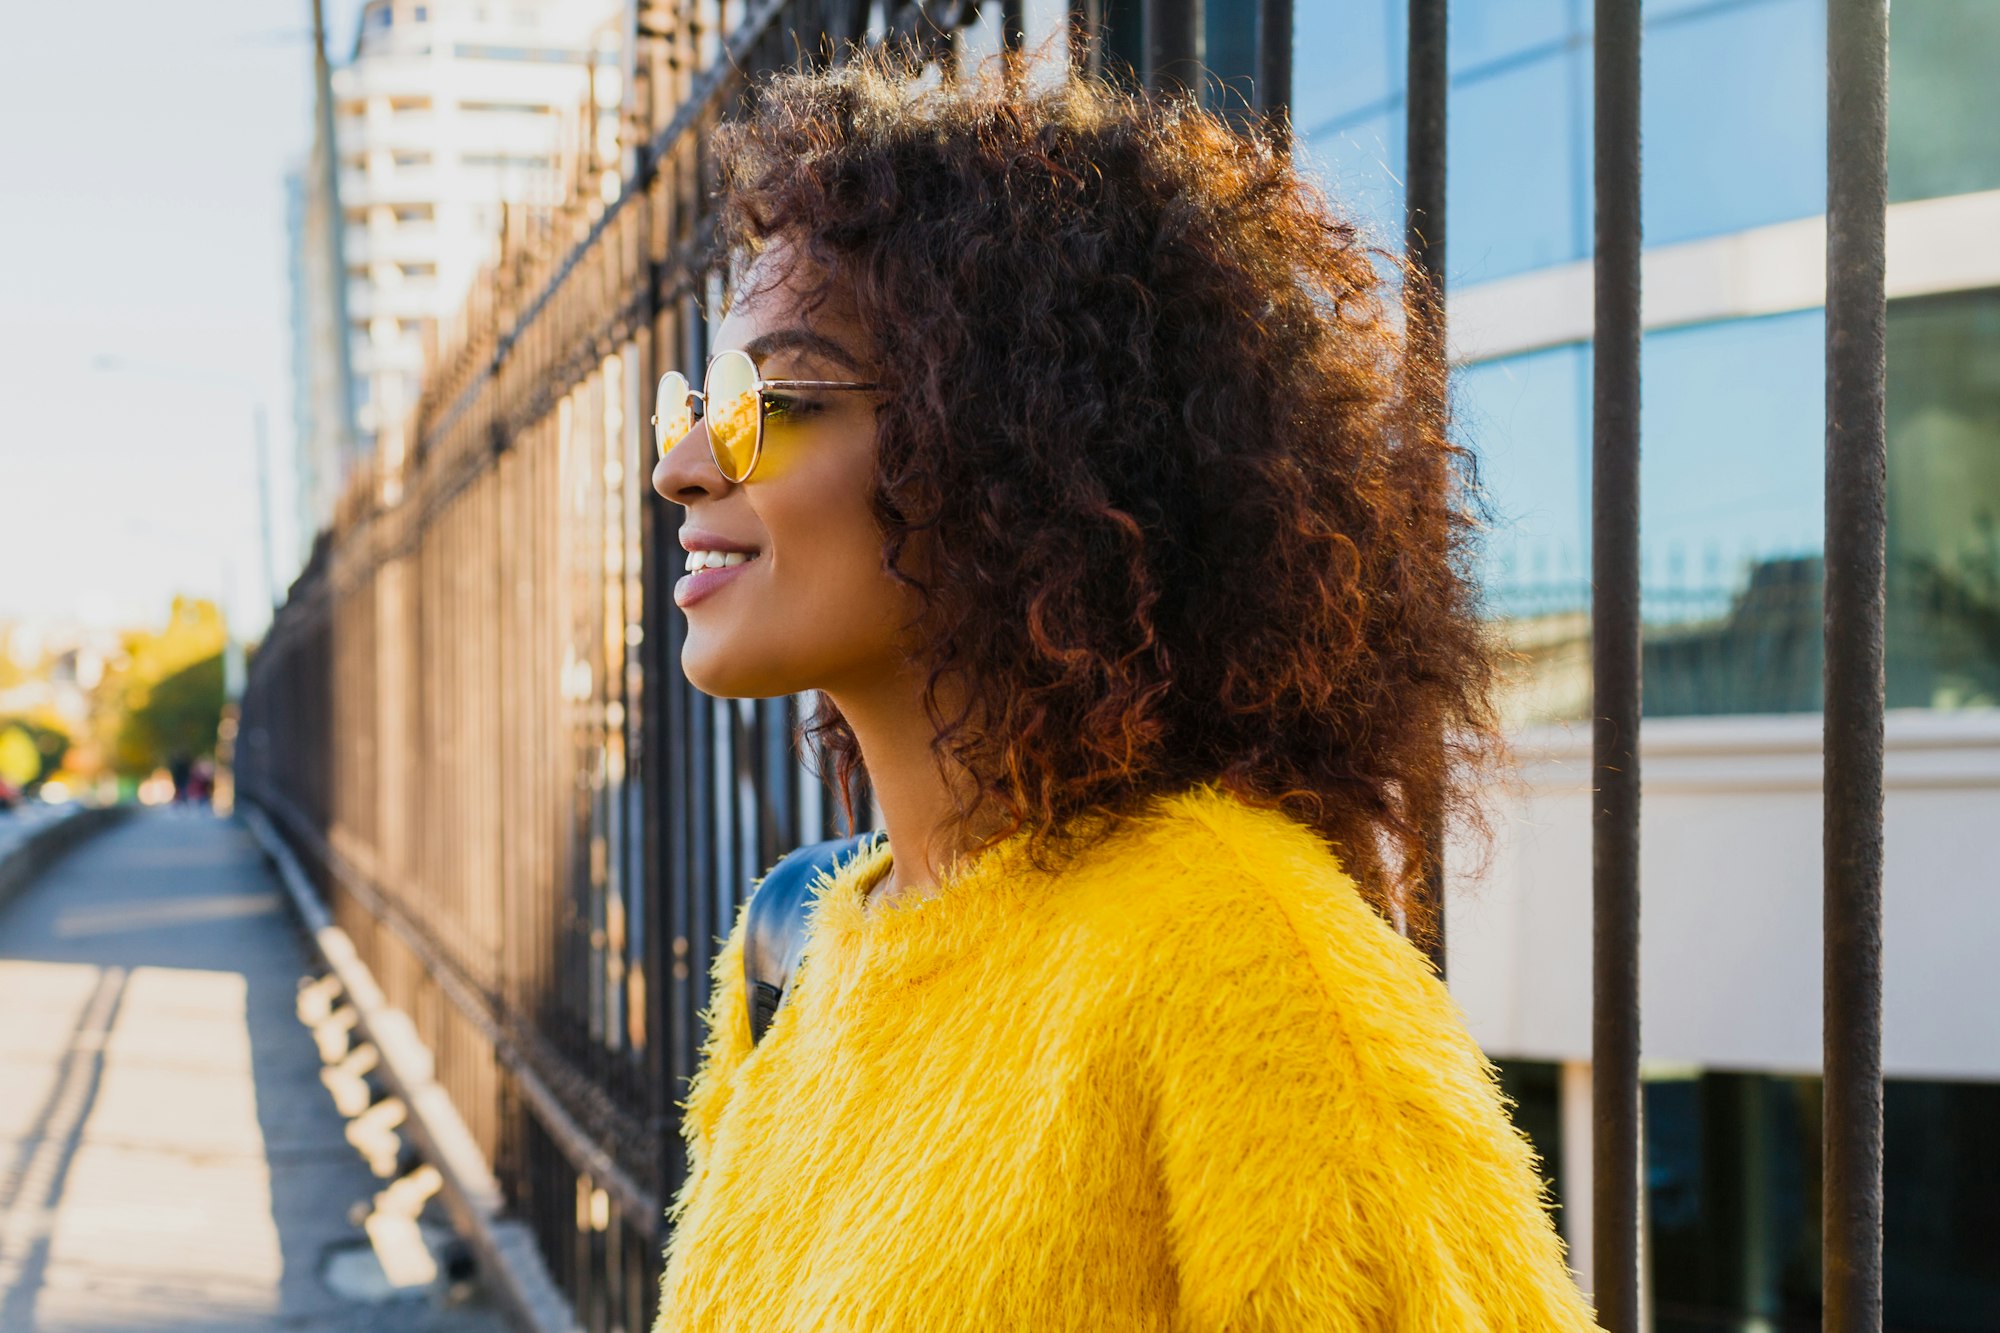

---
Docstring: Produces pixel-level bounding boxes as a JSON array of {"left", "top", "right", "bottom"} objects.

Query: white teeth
[{"left": 684, "top": 550, "right": 755, "bottom": 573}]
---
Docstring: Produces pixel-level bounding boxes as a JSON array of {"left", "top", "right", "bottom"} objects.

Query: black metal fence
[{"left": 238, "top": 3, "right": 1892, "bottom": 1330}]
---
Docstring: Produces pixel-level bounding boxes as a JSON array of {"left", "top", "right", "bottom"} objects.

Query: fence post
[
  {"left": 1144, "top": 0, "right": 1201, "bottom": 95},
  {"left": 1255, "top": 0, "right": 1293, "bottom": 140},
  {"left": 1404, "top": 0, "right": 1448, "bottom": 978},
  {"left": 1591, "top": 1, "right": 1644, "bottom": 1328},
  {"left": 1069, "top": 0, "right": 1104, "bottom": 80},
  {"left": 1822, "top": 0, "right": 1890, "bottom": 1327}
]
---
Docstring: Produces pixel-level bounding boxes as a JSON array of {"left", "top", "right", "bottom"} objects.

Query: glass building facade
[
  {"left": 1116, "top": 2, "right": 2000, "bottom": 1323},
  {"left": 1280, "top": 0, "right": 2000, "bottom": 726},
  {"left": 1263, "top": 1, "right": 2000, "bottom": 1327},
  {"left": 1490, "top": 1057, "right": 2000, "bottom": 1330}
]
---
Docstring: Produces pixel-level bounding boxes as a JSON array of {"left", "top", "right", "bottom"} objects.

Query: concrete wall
[{"left": 1446, "top": 709, "right": 2000, "bottom": 1080}]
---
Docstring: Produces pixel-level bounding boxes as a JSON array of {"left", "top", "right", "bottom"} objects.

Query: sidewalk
[{"left": 0, "top": 808, "right": 509, "bottom": 1332}]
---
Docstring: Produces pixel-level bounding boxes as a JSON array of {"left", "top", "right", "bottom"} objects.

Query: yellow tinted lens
[
  {"left": 653, "top": 371, "right": 692, "bottom": 457},
  {"left": 705, "top": 350, "right": 762, "bottom": 481}
]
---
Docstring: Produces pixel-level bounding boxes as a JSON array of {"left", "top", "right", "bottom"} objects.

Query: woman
[{"left": 650, "top": 52, "right": 1600, "bottom": 1332}]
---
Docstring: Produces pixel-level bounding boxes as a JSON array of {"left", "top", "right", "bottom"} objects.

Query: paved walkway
[{"left": 0, "top": 809, "right": 509, "bottom": 1332}]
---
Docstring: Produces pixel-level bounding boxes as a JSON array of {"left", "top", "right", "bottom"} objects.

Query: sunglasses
[{"left": 652, "top": 347, "right": 879, "bottom": 483}]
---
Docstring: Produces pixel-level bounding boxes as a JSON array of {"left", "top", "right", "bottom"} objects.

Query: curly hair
[{"left": 711, "top": 52, "right": 1496, "bottom": 932}]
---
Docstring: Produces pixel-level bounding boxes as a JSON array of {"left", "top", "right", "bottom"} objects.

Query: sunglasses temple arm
[{"left": 758, "top": 380, "right": 881, "bottom": 392}]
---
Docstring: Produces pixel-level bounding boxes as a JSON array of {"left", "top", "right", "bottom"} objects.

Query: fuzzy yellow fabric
[{"left": 655, "top": 784, "right": 1601, "bottom": 1331}]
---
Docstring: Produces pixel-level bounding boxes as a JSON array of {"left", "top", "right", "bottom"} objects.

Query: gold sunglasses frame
[{"left": 651, "top": 348, "right": 880, "bottom": 482}]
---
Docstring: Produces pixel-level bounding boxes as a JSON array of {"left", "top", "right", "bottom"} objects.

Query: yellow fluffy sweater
[{"left": 655, "top": 785, "right": 1601, "bottom": 1330}]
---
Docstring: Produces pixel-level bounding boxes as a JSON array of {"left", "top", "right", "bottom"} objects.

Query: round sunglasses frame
[{"left": 651, "top": 348, "right": 879, "bottom": 483}]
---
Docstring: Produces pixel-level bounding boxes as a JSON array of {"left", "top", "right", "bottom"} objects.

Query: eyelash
[{"left": 761, "top": 394, "right": 821, "bottom": 420}]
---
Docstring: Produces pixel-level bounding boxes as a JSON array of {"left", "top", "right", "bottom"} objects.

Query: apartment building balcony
[
  {"left": 346, "top": 112, "right": 440, "bottom": 154},
  {"left": 343, "top": 223, "right": 439, "bottom": 267},
  {"left": 340, "top": 166, "right": 445, "bottom": 206},
  {"left": 344, "top": 282, "right": 441, "bottom": 323}
]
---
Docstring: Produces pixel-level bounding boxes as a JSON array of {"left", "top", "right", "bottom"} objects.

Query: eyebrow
[{"left": 741, "top": 327, "right": 867, "bottom": 375}]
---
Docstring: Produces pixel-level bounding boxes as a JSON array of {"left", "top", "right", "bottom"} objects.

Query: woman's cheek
[{"left": 739, "top": 417, "right": 810, "bottom": 484}]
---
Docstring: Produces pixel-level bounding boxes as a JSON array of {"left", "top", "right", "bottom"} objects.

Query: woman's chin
[
  {"left": 680, "top": 656, "right": 747, "bottom": 700},
  {"left": 680, "top": 638, "right": 786, "bottom": 700}
]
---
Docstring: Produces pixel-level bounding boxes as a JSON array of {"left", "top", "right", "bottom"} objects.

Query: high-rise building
[
  {"left": 291, "top": 0, "right": 621, "bottom": 536},
  {"left": 287, "top": 0, "right": 364, "bottom": 575},
  {"left": 285, "top": 162, "right": 342, "bottom": 571}
]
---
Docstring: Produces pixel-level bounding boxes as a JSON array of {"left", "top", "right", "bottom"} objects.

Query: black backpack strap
[{"left": 743, "top": 833, "right": 884, "bottom": 1046}]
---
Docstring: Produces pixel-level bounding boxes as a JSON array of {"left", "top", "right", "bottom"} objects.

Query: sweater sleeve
[
  {"left": 1142, "top": 868, "right": 1601, "bottom": 1332},
  {"left": 664, "top": 899, "right": 755, "bottom": 1231}
]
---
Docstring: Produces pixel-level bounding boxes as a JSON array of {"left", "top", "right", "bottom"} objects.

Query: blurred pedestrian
[
  {"left": 649, "top": 50, "right": 1598, "bottom": 1331},
  {"left": 186, "top": 757, "right": 214, "bottom": 805}
]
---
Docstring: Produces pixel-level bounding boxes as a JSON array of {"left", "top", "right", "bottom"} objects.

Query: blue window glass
[
  {"left": 1291, "top": 0, "right": 1400, "bottom": 137},
  {"left": 1640, "top": 0, "right": 1826, "bottom": 245},
  {"left": 1468, "top": 294, "right": 2000, "bottom": 720},
  {"left": 1297, "top": 109, "right": 1402, "bottom": 249},
  {"left": 1450, "top": 0, "right": 1572, "bottom": 74},
  {"left": 1640, "top": 312, "right": 1826, "bottom": 576},
  {"left": 1449, "top": 50, "right": 1585, "bottom": 283},
  {"left": 1291, "top": 0, "right": 1832, "bottom": 284},
  {"left": 1460, "top": 343, "right": 1589, "bottom": 616},
  {"left": 1465, "top": 311, "right": 1827, "bottom": 720}
]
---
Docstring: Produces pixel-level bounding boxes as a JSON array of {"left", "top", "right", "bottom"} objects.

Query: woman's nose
[{"left": 653, "top": 420, "right": 728, "bottom": 504}]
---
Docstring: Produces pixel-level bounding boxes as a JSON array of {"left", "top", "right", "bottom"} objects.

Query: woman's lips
[{"left": 675, "top": 556, "right": 760, "bottom": 609}]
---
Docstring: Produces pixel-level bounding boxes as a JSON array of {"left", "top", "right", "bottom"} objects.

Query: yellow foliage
[
  {"left": 91, "top": 597, "right": 230, "bottom": 777},
  {"left": 116, "top": 596, "right": 228, "bottom": 708},
  {"left": 0, "top": 728, "right": 38, "bottom": 787}
]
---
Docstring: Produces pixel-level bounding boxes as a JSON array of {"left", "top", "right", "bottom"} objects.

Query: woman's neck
[{"left": 824, "top": 671, "right": 984, "bottom": 910}]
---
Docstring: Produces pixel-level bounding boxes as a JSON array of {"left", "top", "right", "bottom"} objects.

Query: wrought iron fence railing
[{"left": 239, "top": 3, "right": 1894, "bottom": 1331}]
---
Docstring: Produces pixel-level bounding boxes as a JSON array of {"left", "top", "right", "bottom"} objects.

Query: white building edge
[{"left": 292, "top": 0, "right": 622, "bottom": 546}]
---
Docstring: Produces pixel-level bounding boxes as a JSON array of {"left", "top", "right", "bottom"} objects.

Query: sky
[
  {"left": 0, "top": 0, "right": 368, "bottom": 639},
  {"left": 0, "top": 0, "right": 1081, "bottom": 644}
]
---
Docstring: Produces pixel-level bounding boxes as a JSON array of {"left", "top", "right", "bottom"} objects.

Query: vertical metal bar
[
  {"left": 1405, "top": 0, "right": 1448, "bottom": 979},
  {"left": 1404, "top": 0, "right": 1446, "bottom": 283},
  {"left": 1823, "top": 0, "right": 1889, "bottom": 1327},
  {"left": 1069, "top": 0, "right": 1105, "bottom": 80},
  {"left": 634, "top": 139, "right": 674, "bottom": 1210},
  {"left": 1000, "top": 0, "right": 1027, "bottom": 90},
  {"left": 1254, "top": 0, "right": 1293, "bottom": 133},
  {"left": 1144, "top": 0, "right": 1200, "bottom": 95},
  {"left": 1001, "top": 0, "right": 1026, "bottom": 55},
  {"left": 1591, "top": 1, "right": 1643, "bottom": 1329}
]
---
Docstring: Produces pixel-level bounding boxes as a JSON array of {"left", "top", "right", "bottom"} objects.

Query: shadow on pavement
[{"left": 0, "top": 808, "right": 508, "bottom": 1332}]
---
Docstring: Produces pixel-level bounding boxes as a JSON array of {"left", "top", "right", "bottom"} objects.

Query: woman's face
[{"left": 651, "top": 249, "right": 916, "bottom": 699}]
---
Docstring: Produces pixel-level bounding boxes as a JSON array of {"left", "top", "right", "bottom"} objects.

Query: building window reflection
[
  {"left": 1449, "top": 48, "right": 1583, "bottom": 281},
  {"left": 1291, "top": 0, "right": 2000, "bottom": 276},
  {"left": 1889, "top": 0, "right": 2000, "bottom": 203},
  {"left": 1886, "top": 289, "right": 2000, "bottom": 710},
  {"left": 1641, "top": 0, "right": 1825, "bottom": 246},
  {"left": 1465, "top": 293, "right": 2000, "bottom": 721},
  {"left": 1641, "top": 1072, "right": 2000, "bottom": 1329}
]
